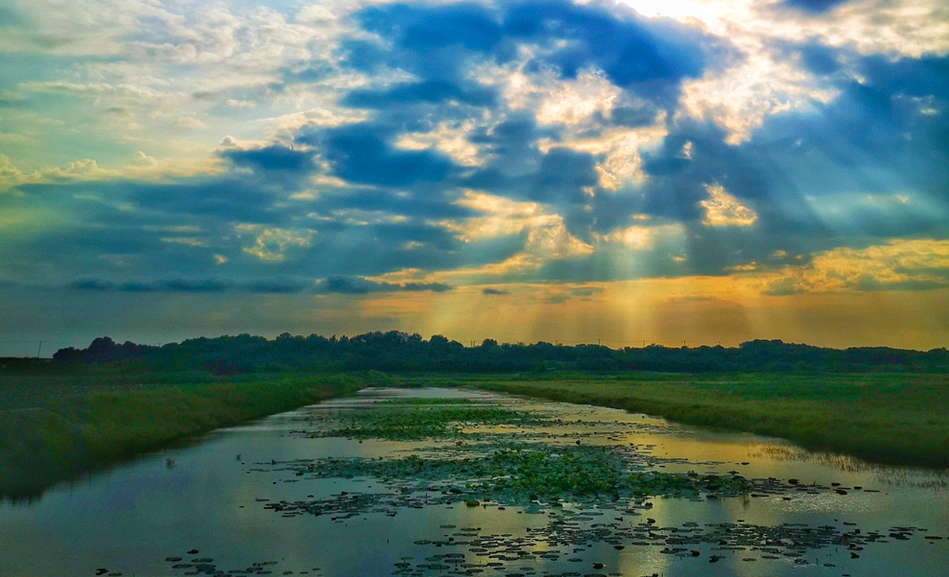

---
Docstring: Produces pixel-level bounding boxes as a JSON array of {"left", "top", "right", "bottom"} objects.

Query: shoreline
[
  {"left": 0, "top": 373, "right": 366, "bottom": 501},
  {"left": 4, "top": 368, "right": 948, "bottom": 501},
  {"left": 435, "top": 372, "right": 949, "bottom": 470}
]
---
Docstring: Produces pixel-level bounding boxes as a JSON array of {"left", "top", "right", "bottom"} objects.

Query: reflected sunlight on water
[{"left": 1, "top": 387, "right": 946, "bottom": 577}]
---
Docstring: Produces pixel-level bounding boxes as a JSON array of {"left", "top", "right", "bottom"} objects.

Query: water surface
[{"left": 2, "top": 387, "right": 947, "bottom": 577}]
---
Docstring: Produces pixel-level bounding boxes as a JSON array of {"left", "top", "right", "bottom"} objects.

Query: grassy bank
[
  {"left": 0, "top": 368, "right": 366, "bottom": 500},
  {"left": 403, "top": 372, "right": 949, "bottom": 469},
  {"left": 5, "top": 368, "right": 947, "bottom": 500}
]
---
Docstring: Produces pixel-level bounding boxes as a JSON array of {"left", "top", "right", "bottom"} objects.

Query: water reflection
[{"left": 0, "top": 387, "right": 946, "bottom": 577}]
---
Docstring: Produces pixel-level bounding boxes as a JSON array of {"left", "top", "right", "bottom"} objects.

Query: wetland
[{"left": 2, "top": 386, "right": 947, "bottom": 577}]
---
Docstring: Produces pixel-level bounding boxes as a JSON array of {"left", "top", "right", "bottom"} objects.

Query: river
[{"left": 2, "top": 387, "right": 947, "bottom": 577}]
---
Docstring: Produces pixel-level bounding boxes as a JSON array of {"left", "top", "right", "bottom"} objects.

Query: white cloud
[
  {"left": 395, "top": 121, "right": 481, "bottom": 166},
  {"left": 679, "top": 47, "right": 839, "bottom": 144},
  {"left": 763, "top": 239, "right": 949, "bottom": 294},
  {"left": 0, "top": 151, "right": 220, "bottom": 192},
  {"left": 535, "top": 71, "right": 621, "bottom": 126},
  {"left": 226, "top": 99, "right": 256, "bottom": 109},
  {"left": 234, "top": 224, "right": 315, "bottom": 262},
  {"left": 434, "top": 191, "right": 594, "bottom": 279},
  {"left": 160, "top": 237, "right": 207, "bottom": 247},
  {"left": 176, "top": 116, "right": 207, "bottom": 130},
  {"left": 700, "top": 183, "right": 757, "bottom": 226},
  {"left": 621, "top": 0, "right": 949, "bottom": 57}
]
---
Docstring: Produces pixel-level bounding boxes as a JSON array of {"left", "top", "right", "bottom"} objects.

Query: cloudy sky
[{"left": 1, "top": 0, "right": 948, "bottom": 354}]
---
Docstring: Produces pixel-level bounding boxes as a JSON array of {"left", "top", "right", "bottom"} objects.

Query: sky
[{"left": 1, "top": 0, "right": 948, "bottom": 355}]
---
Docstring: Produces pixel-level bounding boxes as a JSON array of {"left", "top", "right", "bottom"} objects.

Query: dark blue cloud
[
  {"left": 297, "top": 123, "right": 455, "bottom": 187},
  {"left": 746, "top": 52, "right": 949, "bottom": 206},
  {"left": 70, "top": 277, "right": 234, "bottom": 293},
  {"left": 371, "top": 221, "right": 461, "bottom": 251},
  {"left": 343, "top": 79, "right": 496, "bottom": 108},
  {"left": 529, "top": 147, "right": 599, "bottom": 204},
  {"left": 130, "top": 178, "right": 284, "bottom": 222},
  {"left": 794, "top": 41, "right": 843, "bottom": 75},
  {"left": 64, "top": 275, "right": 452, "bottom": 295},
  {"left": 221, "top": 144, "right": 314, "bottom": 173},
  {"left": 461, "top": 116, "right": 600, "bottom": 219},
  {"left": 467, "top": 115, "right": 553, "bottom": 177},
  {"left": 607, "top": 103, "right": 660, "bottom": 128},
  {"left": 353, "top": 2, "right": 507, "bottom": 72},
  {"left": 294, "top": 223, "right": 526, "bottom": 278},
  {"left": 315, "top": 276, "right": 451, "bottom": 294},
  {"left": 367, "top": 2, "right": 505, "bottom": 53},
  {"left": 309, "top": 186, "right": 473, "bottom": 220},
  {"left": 461, "top": 135, "right": 604, "bottom": 242},
  {"left": 504, "top": 0, "right": 709, "bottom": 96},
  {"left": 336, "top": 38, "right": 393, "bottom": 74},
  {"left": 336, "top": 3, "right": 509, "bottom": 115},
  {"left": 240, "top": 277, "right": 313, "bottom": 294},
  {"left": 582, "top": 47, "right": 949, "bottom": 277},
  {"left": 859, "top": 54, "right": 949, "bottom": 99},
  {"left": 220, "top": 144, "right": 316, "bottom": 188},
  {"left": 312, "top": 0, "right": 732, "bottom": 254},
  {"left": 341, "top": 0, "right": 723, "bottom": 109},
  {"left": 10, "top": 21, "right": 949, "bottom": 296}
]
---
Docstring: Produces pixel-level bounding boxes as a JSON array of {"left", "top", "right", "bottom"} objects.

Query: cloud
[
  {"left": 782, "top": 0, "right": 851, "bottom": 14},
  {"left": 763, "top": 239, "right": 949, "bottom": 295},
  {"left": 342, "top": 0, "right": 722, "bottom": 111},
  {"left": 222, "top": 144, "right": 315, "bottom": 174},
  {"left": 315, "top": 276, "right": 452, "bottom": 294},
  {"left": 504, "top": 0, "right": 713, "bottom": 95},
  {"left": 69, "top": 277, "right": 235, "bottom": 293},
  {"left": 343, "top": 79, "right": 497, "bottom": 109},
  {"left": 234, "top": 224, "right": 315, "bottom": 262},
  {"left": 297, "top": 123, "right": 455, "bottom": 187},
  {"left": 3, "top": 0, "right": 949, "bottom": 333},
  {"left": 482, "top": 287, "right": 508, "bottom": 295},
  {"left": 63, "top": 275, "right": 454, "bottom": 295},
  {"left": 700, "top": 184, "right": 758, "bottom": 227}
]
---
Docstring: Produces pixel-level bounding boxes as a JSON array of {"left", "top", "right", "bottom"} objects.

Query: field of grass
[
  {"left": 402, "top": 372, "right": 949, "bottom": 469},
  {"left": 4, "top": 367, "right": 947, "bottom": 500},
  {"left": 0, "top": 367, "right": 368, "bottom": 500}
]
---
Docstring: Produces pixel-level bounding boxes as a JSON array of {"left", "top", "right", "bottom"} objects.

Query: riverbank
[
  {"left": 5, "top": 368, "right": 947, "bottom": 500},
  {"left": 0, "top": 369, "right": 366, "bottom": 500},
  {"left": 404, "top": 372, "right": 949, "bottom": 469}
]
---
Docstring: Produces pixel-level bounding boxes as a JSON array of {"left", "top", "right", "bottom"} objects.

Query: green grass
[
  {"left": 0, "top": 368, "right": 366, "bottom": 500},
  {"left": 400, "top": 372, "right": 949, "bottom": 469},
  {"left": 5, "top": 367, "right": 948, "bottom": 500}
]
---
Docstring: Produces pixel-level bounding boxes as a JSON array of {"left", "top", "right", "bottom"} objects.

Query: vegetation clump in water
[
  {"left": 302, "top": 399, "right": 544, "bottom": 440},
  {"left": 266, "top": 445, "right": 773, "bottom": 514},
  {"left": 255, "top": 393, "right": 940, "bottom": 577}
]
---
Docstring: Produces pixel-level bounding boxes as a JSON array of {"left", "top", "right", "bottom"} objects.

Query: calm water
[{"left": 2, "top": 387, "right": 948, "bottom": 577}]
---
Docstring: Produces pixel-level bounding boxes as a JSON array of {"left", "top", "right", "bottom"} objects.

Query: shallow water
[{"left": 2, "top": 387, "right": 947, "bottom": 577}]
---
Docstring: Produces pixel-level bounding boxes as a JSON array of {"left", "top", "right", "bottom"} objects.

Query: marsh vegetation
[
  {"left": 0, "top": 368, "right": 363, "bottom": 499},
  {"left": 5, "top": 387, "right": 946, "bottom": 577},
  {"left": 2, "top": 363, "right": 948, "bottom": 500},
  {"left": 421, "top": 372, "right": 949, "bottom": 468}
]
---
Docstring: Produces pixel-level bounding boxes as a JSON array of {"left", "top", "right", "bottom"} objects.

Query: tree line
[{"left": 46, "top": 332, "right": 949, "bottom": 374}]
